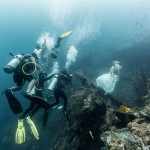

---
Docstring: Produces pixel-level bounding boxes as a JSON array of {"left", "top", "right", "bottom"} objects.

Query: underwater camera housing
[{"left": 3, "top": 54, "right": 24, "bottom": 74}]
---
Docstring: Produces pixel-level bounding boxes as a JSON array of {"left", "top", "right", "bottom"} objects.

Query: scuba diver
[
  {"left": 48, "top": 70, "right": 72, "bottom": 114},
  {"left": 47, "top": 70, "right": 72, "bottom": 126},
  {"left": 3, "top": 53, "right": 42, "bottom": 115},
  {"left": 15, "top": 71, "right": 54, "bottom": 145},
  {"left": 22, "top": 70, "right": 72, "bottom": 126},
  {"left": 15, "top": 70, "right": 72, "bottom": 144},
  {"left": 20, "top": 71, "right": 55, "bottom": 127},
  {"left": 15, "top": 71, "right": 51, "bottom": 145},
  {"left": 33, "top": 31, "right": 72, "bottom": 71}
]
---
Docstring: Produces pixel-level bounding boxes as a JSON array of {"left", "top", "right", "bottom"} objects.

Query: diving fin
[
  {"left": 59, "top": 31, "right": 72, "bottom": 40},
  {"left": 5, "top": 89, "right": 23, "bottom": 114},
  {"left": 26, "top": 116, "right": 39, "bottom": 140},
  {"left": 15, "top": 119, "right": 26, "bottom": 144}
]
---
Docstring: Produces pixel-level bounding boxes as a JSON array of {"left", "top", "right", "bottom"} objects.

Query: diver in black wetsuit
[
  {"left": 22, "top": 70, "right": 72, "bottom": 126},
  {"left": 3, "top": 53, "right": 42, "bottom": 115},
  {"left": 47, "top": 70, "right": 72, "bottom": 126},
  {"left": 21, "top": 71, "right": 56, "bottom": 127},
  {"left": 49, "top": 70, "right": 72, "bottom": 114}
]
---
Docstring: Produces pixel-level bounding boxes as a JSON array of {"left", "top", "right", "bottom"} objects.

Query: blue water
[{"left": 0, "top": 0, "right": 150, "bottom": 149}]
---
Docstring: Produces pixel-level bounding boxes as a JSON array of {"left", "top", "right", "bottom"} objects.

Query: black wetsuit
[
  {"left": 4, "top": 54, "right": 39, "bottom": 115},
  {"left": 12, "top": 54, "right": 37, "bottom": 91},
  {"left": 13, "top": 64, "right": 33, "bottom": 88},
  {"left": 22, "top": 72, "right": 72, "bottom": 126},
  {"left": 21, "top": 73, "right": 54, "bottom": 127},
  {"left": 49, "top": 73, "right": 72, "bottom": 112}
]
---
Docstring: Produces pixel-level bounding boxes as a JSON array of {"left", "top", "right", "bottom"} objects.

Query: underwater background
[{"left": 0, "top": 0, "right": 150, "bottom": 149}]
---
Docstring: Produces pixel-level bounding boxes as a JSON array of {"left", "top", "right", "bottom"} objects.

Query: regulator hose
[{"left": 22, "top": 56, "right": 37, "bottom": 76}]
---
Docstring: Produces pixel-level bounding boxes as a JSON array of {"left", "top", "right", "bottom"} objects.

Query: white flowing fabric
[{"left": 96, "top": 67, "right": 119, "bottom": 94}]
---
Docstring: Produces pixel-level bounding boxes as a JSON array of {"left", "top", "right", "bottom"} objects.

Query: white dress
[{"left": 96, "top": 66, "right": 119, "bottom": 94}]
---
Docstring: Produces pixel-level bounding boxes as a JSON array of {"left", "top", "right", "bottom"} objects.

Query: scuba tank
[
  {"left": 3, "top": 54, "right": 24, "bottom": 74},
  {"left": 47, "top": 74, "right": 58, "bottom": 90}
]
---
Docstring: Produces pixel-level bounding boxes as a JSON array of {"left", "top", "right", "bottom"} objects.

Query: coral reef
[
  {"left": 1, "top": 71, "right": 149, "bottom": 150},
  {"left": 132, "top": 69, "right": 149, "bottom": 106},
  {"left": 51, "top": 71, "right": 150, "bottom": 150},
  {"left": 142, "top": 79, "right": 150, "bottom": 102},
  {"left": 50, "top": 71, "right": 132, "bottom": 149},
  {"left": 100, "top": 77, "right": 150, "bottom": 150},
  {"left": 101, "top": 117, "right": 150, "bottom": 150}
]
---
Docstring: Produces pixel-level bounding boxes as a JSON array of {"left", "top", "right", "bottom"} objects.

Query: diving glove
[
  {"left": 59, "top": 31, "right": 72, "bottom": 40},
  {"left": 26, "top": 116, "right": 39, "bottom": 140},
  {"left": 15, "top": 119, "right": 26, "bottom": 144}
]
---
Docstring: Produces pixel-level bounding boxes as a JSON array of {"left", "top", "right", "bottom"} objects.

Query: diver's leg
[
  {"left": 49, "top": 89, "right": 60, "bottom": 108},
  {"left": 55, "top": 31, "right": 72, "bottom": 49},
  {"left": 54, "top": 38, "right": 61, "bottom": 49},
  {"left": 50, "top": 37, "right": 62, "bottom": 58},
  {"left": 59, "top": 90, "right": 71, "bottom": 125},
  {"left": 10, "top": 85, "right": 23, "bottom": 92},
  {"left": 30, "top": 105, "right": 41, "bottom": 117},
  {"left": 26, "top": 79, "right": 36, "bottom": 93},
  {"left": 11, "top": 72, "right": 24, "bottom": 92},
  {"left": 43, "top": 110, "right": 49, "bottom": 127},
  {"left": 20, "top": 101, "right": 36, "bottom": 119},
  {"left": 4, "top": 73, "right": 24, "bottom": 114},
  {"left": 59, "top": 90, "right": 68, "bottom": 112}
]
